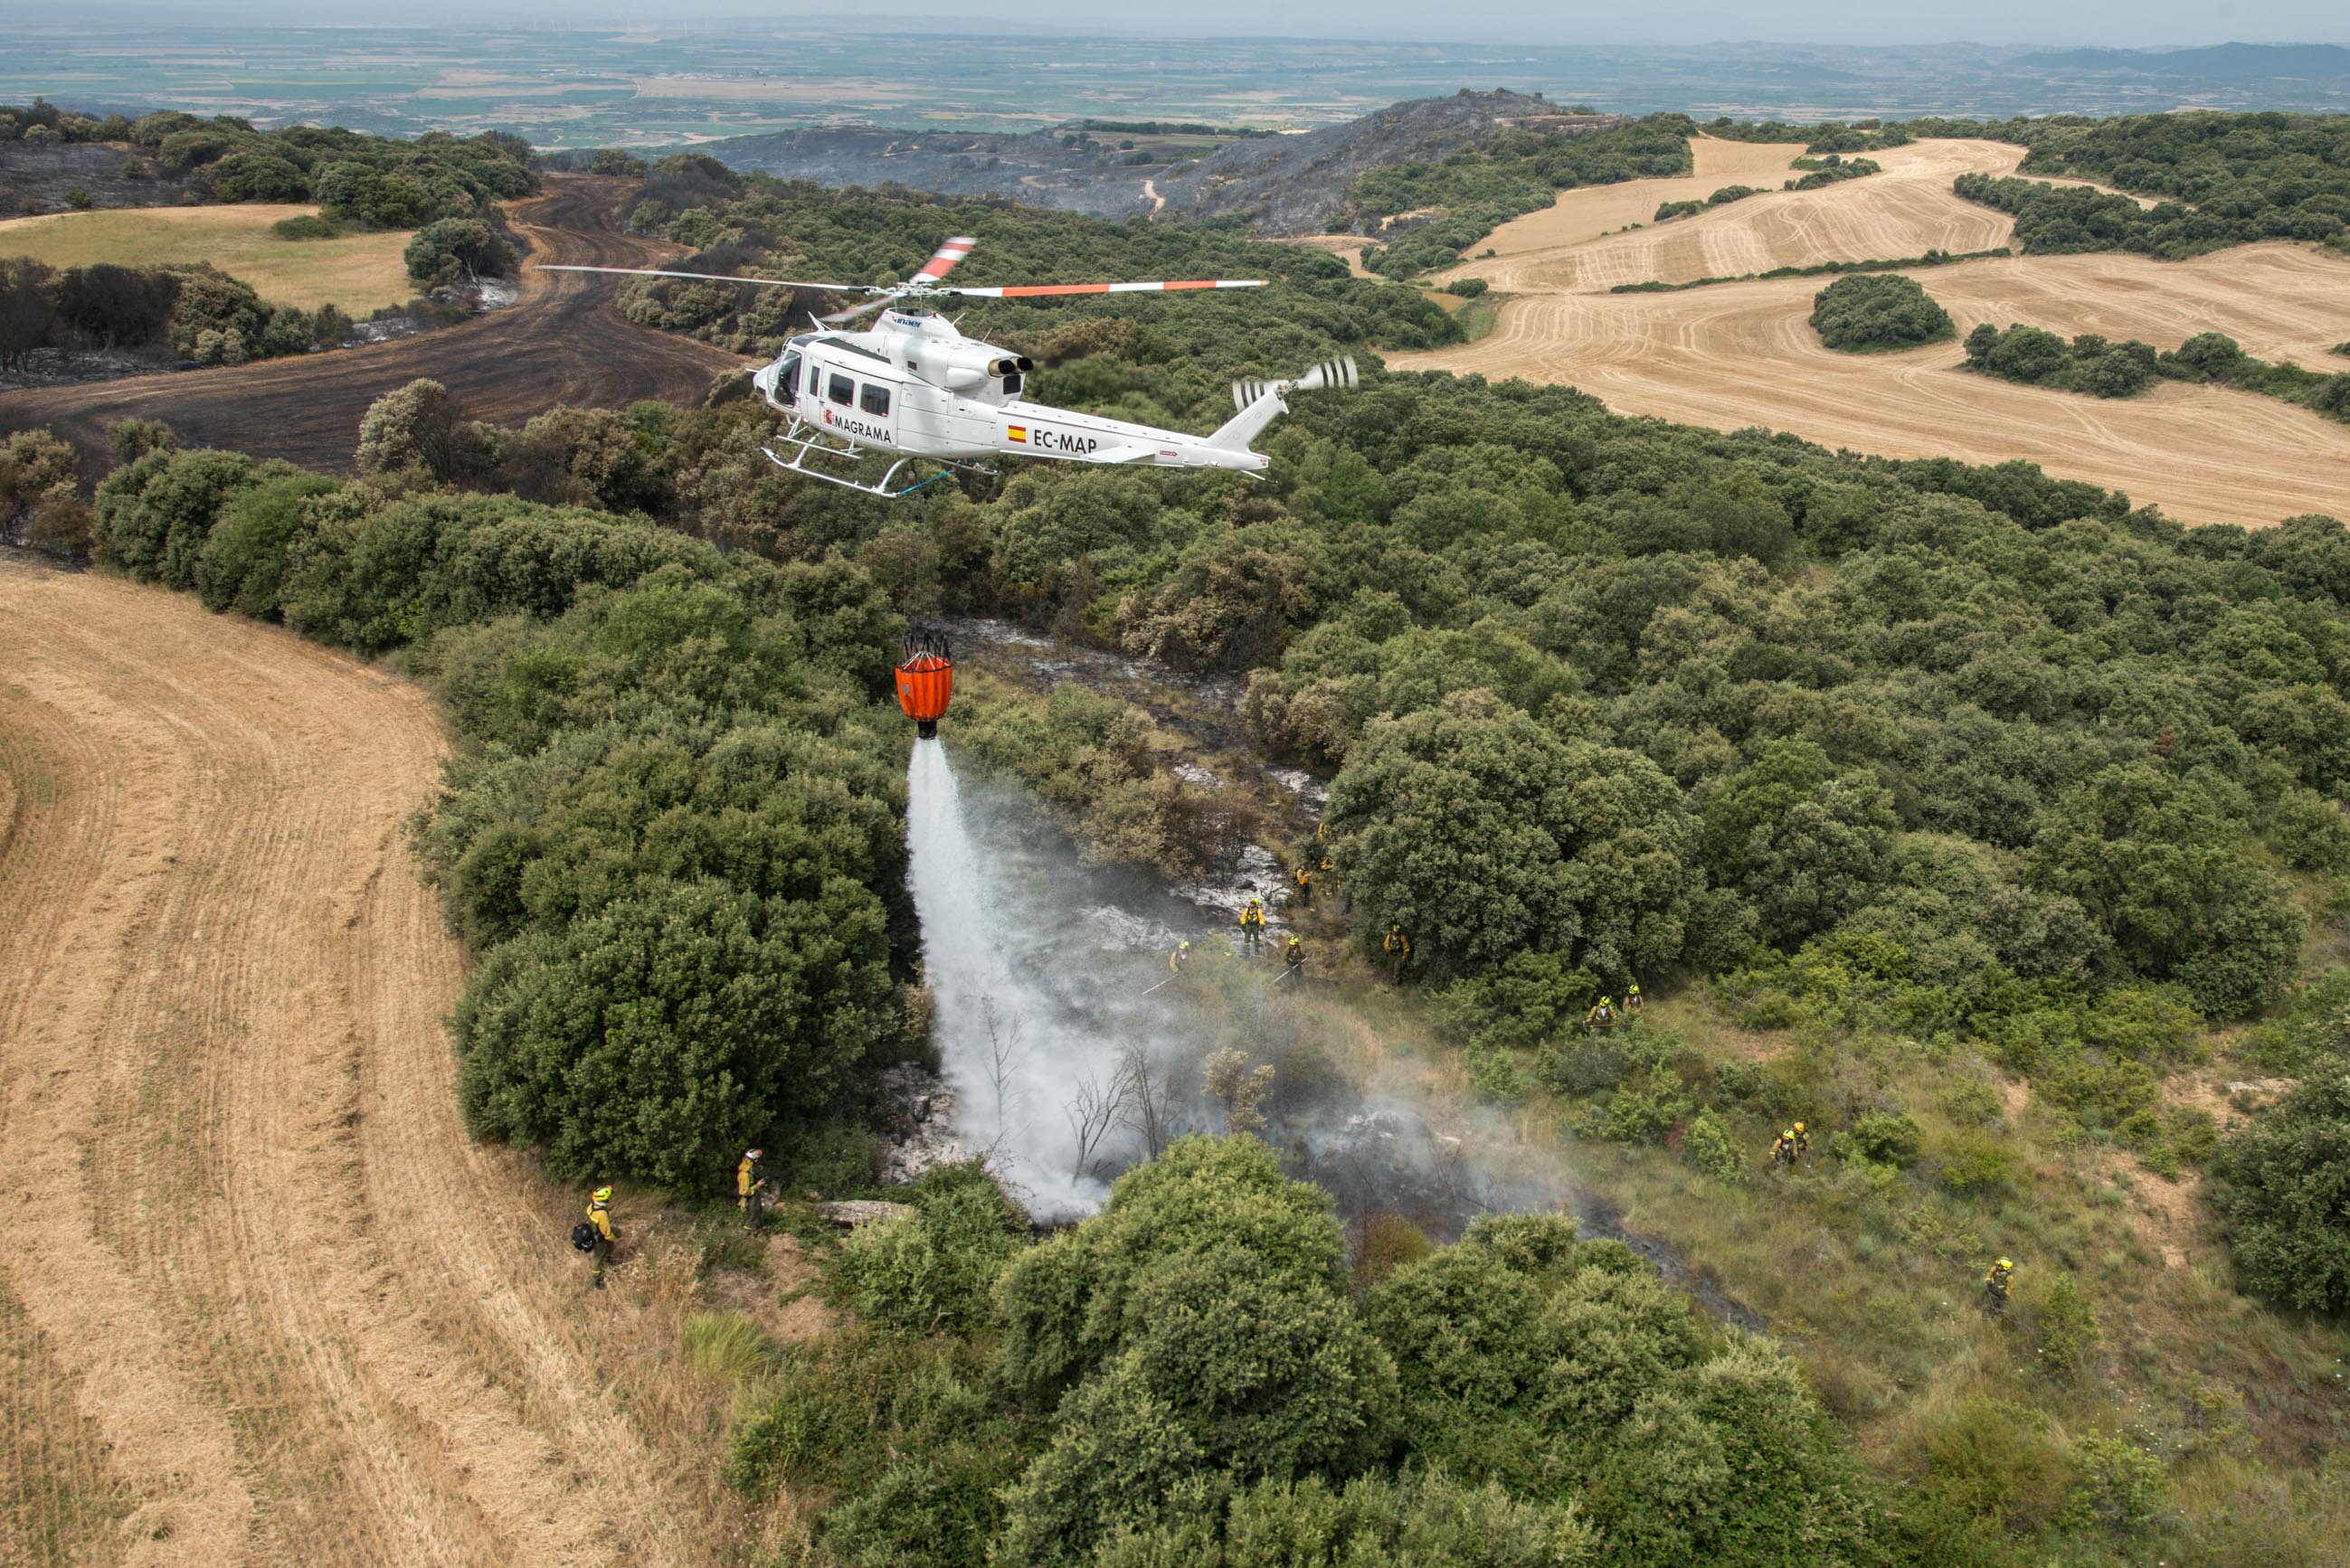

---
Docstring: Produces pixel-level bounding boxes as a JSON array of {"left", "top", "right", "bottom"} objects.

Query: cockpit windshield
[{"left": 774, "top": 351, "right": 801, "bottom": 400}]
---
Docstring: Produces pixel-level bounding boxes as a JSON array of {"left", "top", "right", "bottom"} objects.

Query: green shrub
[
  {"left": 2247, "top": 969, "right": 2350, "bottom": 1072},
  {"left": 1088, "top": 1471, "right": 1599, "bottom": 1567},
  {"left": 1923, "top": 1398, "right": 2071, "bottom": 1534},
  {"left": 830, "top": 1164, "right": 1027, "bottom": 1333},
  {"left": 2211, "top": 1063, "right": 2350, "bottom": 1312},
  {"left": 1847, "top": 1110, "right": 1924, "bottom": 1167},
  {"left": 194, "top": 470, "right": 339, "bottom": 618},
  {"left": 992, "top": 1136, "right": 1348, "bottom": 1407},
  {"left": 821, "top": 1445, "right": 1027, "bottom": 1568},
  {"left": 1444, "top": 277, "right": 1489, "bottom": 298},
  {"left": 2035, "top": 1274, "right": 2099, "bottom": 1377},
  {"left": 1809, "top": 273, "right": 1955, "bottom": 352},
  {"left": 403, "top": 216, "right": 516, "bottom": 288},
  {"left": 270, "top": 213, "right": 344, "bottom": 241},
  {"left": 2061, "top": 1435, "right": 2166, "bottom": 1532},
  {"left": 1685, "top": 1108, "right": 1747, "bottom": 1182},
  {"left": 1937, "top": 1131, "right": 2017, "bottom": 1197}
]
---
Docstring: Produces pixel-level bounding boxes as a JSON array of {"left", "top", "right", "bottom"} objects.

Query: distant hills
[
  {"left": 698, "top": 90, "right": 1625, "bottom": 237},
  {"left": 2018, "top": 43, "right": 2350, "bottom": 81}
]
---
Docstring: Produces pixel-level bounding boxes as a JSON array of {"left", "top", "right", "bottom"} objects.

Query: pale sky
[{"left": 25, "top": 0, "right": 2350, "bottom": 46}]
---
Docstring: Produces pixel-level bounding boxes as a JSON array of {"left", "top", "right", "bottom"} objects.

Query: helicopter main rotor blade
[
  {"left": 908, "top": 235, "right": 977, "bottom": 285},
  {"left": 820, "top": 290, "right": 908, "bottom": 325},
  {"left": 535, "top": 264, "right": 877, "bottom": 291},
  {"left": 933, "top": 279, "right": 1268, "bottom": 298}
]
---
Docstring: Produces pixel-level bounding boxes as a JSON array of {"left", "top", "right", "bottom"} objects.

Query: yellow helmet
[
  {"left": 1782, "top": 1129, "right": 1795, "bottom": 1140},
  {"left": 1997, "top": 1257, "right": 2013, "bottom": 1270},
  {"left": 1179, "top": 940, "right": 1191, "bottom": 950},
  {"left": 592, "top": 1186, "right": 612, "bottom": 1203},
  {"left": 1628, "top": 983, "right": 1641, "bottom": 994},
  {"left": 1599, "top": 996, "right": 1612, "bottom": 1006},
  {"left": 1794, "top": 1121, "right": 1805, "bottom": 1133}
]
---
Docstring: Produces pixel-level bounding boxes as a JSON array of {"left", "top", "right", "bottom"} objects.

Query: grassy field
[{"left": 0, "top": 204, "right": 415, "bottom": 312}]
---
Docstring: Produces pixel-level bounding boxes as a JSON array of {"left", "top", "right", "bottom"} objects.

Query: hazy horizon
[{"left": 3, "top": 1, "right": 2345, "bottom": 49}]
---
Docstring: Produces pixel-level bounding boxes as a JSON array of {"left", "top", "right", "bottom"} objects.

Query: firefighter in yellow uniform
[
  {"left": 1170, "top": 940, "right": 1191, "bottom": 976},
  {"left": 1293, "top": 864, "right": 1313, "bottom": 908},
  {"left": 1984, "top": 1256, "right": 2014, "bottom": 1315},
  {"left": 1284, "top": 933, "right": 1305, "bottom": 976},
  {"left": 1239, "top": 897, "right": 1265, "bottom": 952},
  {"left": 1625, "top": 982, "right": 1644, "bottom": 1015},
  {"left": 1383, "top": 927, "right": 1411, "bottom": 982},
  {"left": 737, "top": 1148, "right": 766, "bottom": 1229},
  {"left": 587, "top": 1186, "right": 617, "bottom": 1289},
  {"left": 1791, "top": 1121, "right": 1811, "bottom": 1161},
  {"left": 1771, "top": 1130, "right": 1798, "bottom": 1170}
]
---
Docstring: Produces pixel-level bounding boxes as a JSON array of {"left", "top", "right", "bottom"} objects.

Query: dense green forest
[
  {"left": 1962, "top": 322, "right": 2350, "bottom": 419},
  {"left": 1325, "top": 107, "right": 2350, "bottom": 278},
  {"left": 0, "top": 96, "right": 537, "bottom": 228}
]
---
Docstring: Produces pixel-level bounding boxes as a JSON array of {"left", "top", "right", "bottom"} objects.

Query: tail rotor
[{"left": 1232, "top": 355, "right": 1357, "bottom": 412}]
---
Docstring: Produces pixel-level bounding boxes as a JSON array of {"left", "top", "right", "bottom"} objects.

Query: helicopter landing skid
[{"left": 762, "top": 427, "right": 994, "bottom": 500}]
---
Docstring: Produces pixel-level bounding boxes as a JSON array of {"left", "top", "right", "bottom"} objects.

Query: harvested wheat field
[
  {"left": 1396, "top": 252, "right": 2350, "bottom": 527},
  {"left": 0, "top": 558, "right": 788, "bottom": 1566},
  {"left": 0, "top": 204, "right": 418, "bottom": 313},
  {"left": 1437, "top": 137, "right": 2029, "bottom": 294}
]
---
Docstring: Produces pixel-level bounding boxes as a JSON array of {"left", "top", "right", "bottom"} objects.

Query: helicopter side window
[
  {"left": 827, "top": 373, "right": 854, "bottom": 406},
  {"left": 859, "top": 383, "right": 891, "bottom": 417},
  {"left": 775, "top": 351, "right": 801, "bottom": 398}
]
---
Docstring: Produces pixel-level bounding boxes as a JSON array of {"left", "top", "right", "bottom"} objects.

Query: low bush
[
  {"left": 1685, "top": 1108, "right": 1746, "bottom": 1182},
  {"left": 1846, "top": 1110, "right": 1924, "bottom": 1167},
  {"left": 1809, "top": 273, "right": 1955, "bottom": 352},
  {"left": 1963, "top": 323, "right": 2160, "bottom": 397},
  {"left": 829, "top": 1163, "right": 1028, "bottom": 1333},
  {"left": 2211, "top": 1063, "right": 2350, "bottom": 1312}
]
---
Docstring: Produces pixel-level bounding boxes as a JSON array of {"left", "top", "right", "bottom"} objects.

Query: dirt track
[
  {"left": 1397, "top": 140, "right": 2350, "bottom": 528},
  {"left": 0, "top": 558, "right": 726, "bottom": 1565},
  {"left": 0, "top": 176, "right": 744, "bottom": 476}
]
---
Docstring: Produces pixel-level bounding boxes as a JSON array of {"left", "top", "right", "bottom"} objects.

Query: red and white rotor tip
[{"left": 914, "top": 237, "right": 979, "bottom": 282}]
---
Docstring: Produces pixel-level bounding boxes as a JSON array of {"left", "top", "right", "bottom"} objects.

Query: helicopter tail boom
[{"left": 1208, "top": 356, "right": 1358, "bottom": 452}]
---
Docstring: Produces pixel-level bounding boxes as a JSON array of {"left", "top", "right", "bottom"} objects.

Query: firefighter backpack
[{"left": 570, "top": 1220, "right": 598, "bottom": 1253}]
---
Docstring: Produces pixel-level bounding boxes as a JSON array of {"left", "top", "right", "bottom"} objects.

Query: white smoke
[{"left": 908, "top": 740, "right": 1211, "bottom": 1220}]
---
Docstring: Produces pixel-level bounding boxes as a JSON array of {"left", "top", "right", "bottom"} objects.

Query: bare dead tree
[
  {"left": 1116, "top": 1042, "right": 1171, "bottom": 1159},
  {"left": 979, "top": 994, "right": 1028, "bottom": 1143},
  {"left": 1065, "top": 1059, "right": 1136, "bottom": 1181}
]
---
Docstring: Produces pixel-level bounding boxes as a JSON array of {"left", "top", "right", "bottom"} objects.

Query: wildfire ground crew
[
  {"left": 1239, "top": 896, "right": 1265, "bottom": 951},
  {"left": 1284, "top": 933, "right": 1305, "bottom": 975},
  {"left": 1984, "top": 1256, "right": 2015, "bottom": 1314},
  {"left": 1586, "top": 996, "right": 1616, "bottom": 1034},
  {"left": 1383, "top": 927, "right": 1411, "bottom": 981},
  {"left": 1170, "top": 940, "right": 1191, "bottom": 976},
  {"left": 738, "top": 1148, "right": 766, "bottom": 1228},
  {"left": 1792, "top": 1121, "right": 1811, "bottom": 1160},
  {"left": 1293, "top": 864, "right": 1313, "bottom": 908},
  {"left": 585, "top": 1186, "right": 617, "bottom": 1289},
  {"left": 1772, "top": 1129, "right": 1798, "bottom": 1170},
  {"left": 1625, "top": 982, "right": 1644, "bottom": 1014}
]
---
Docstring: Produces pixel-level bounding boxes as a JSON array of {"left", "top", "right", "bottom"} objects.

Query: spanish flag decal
[{"left": 1007, "top": 424, "right": 1027, "bottom": 443}]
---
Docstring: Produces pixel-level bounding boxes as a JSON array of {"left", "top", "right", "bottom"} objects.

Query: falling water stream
[{"left": 905, "top": 731, "right": 1762, "bottom": 1326}]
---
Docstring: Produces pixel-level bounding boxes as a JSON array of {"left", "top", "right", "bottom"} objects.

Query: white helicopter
[{"left": 543, "top": 236, "right": 1357, "bottom": 498}]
